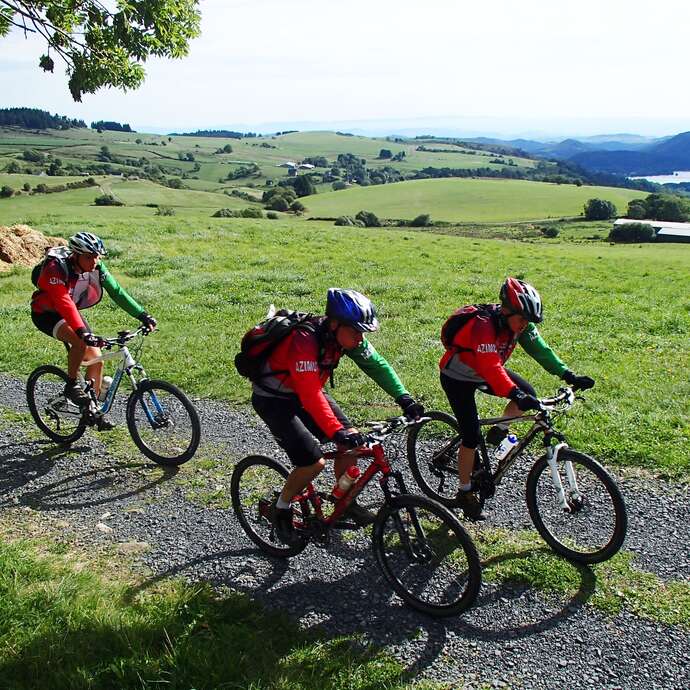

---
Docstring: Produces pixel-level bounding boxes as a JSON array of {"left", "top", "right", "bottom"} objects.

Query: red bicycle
[{"left": 231, "top": 417, "right": 482, "bottom": 617}]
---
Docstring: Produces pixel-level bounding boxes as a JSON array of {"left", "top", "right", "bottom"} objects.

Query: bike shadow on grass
[{"left": 0, "top": 438, "right": 89, "bottom": 501}]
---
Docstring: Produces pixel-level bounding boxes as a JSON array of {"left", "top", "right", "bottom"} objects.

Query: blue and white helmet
[
  {"left": 326, "top": 288, "right": 379, "bottom": 332},
  {"left": 68, "top": 232, "right": 107, "bottom": 256}
]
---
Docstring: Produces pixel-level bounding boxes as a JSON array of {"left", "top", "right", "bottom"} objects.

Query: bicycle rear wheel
[
  {"left": 230, "top": 454, "right": 307, "bottom": 558},
  {"left": 372, "top": 494, "right": 481, "bottom": 617},
  {"left": 26, "top": 365, "right": 86, "bottom": 444},
  {"left": 126, "top": 379, "right": 200, "bottom": 465},
  {"left": 406, "top": 411, "right": 462, "bottom": 507},
  {"left": 526, "top": 449, "right": 627, "bottom": 564}
]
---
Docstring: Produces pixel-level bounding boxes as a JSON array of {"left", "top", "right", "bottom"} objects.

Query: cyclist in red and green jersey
[
  {"left": 252, "top": 288, "right": 424, "bottom": 544},
  {"left": 31, "top": 232, "right": 156, "bottom": 427},
  {"left": 440, "top": 277, "right": 594, "bottom": 519}
]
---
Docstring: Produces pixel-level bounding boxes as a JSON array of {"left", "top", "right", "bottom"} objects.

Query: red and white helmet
[{"left": 500, "top": 277, "right": 543, "bottom": 323}]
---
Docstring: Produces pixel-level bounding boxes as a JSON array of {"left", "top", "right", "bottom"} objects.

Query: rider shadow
[
  {"left": 399, "top": 546, "right": 598, "bottom": 675},
  {"left": 0, "top": 439, "right": 88, "bottom": 502},
  {"left": 218, "top": 542, "right": 597, "bottom": 677},
  {"left": 15, "top": 459, "right": 180, "bottom": 512},
  {"left": 122, "top": 545, "right": 293, "bottom": 608}
]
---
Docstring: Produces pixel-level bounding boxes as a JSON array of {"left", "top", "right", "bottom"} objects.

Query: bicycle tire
[
  {"left": 526, "top": 448, "right": 627, "bottom": 564},
  {"left": 372, "top": 494, "right": 481, "bottom": 617},
  {"left": 230, "top": 454, "right": 307, "bottom": 558},
  {"left": 26, "top": 365, "right": 87, "bottom": 444},
  {"left": 126, "top": 379, "right": 200, "bottom": 465},
  {"left": 406, "top": 410, "right": 463, "bottom": 507}
]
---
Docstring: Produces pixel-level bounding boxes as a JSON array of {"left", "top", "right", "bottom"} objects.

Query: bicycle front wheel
[
  {"left": 230, "top": 455, "right": 307, "bottom": 558},
  {"left": 126, "top": 379, "right": 200, "bottom": 465},
  {"left": 406, "top": 411, "right": 462, "bottom": 507},
  {"left": 372, "top": 494, "right": 481, "bottom": 617},
  {"left": 526, "top": 449, "right": 627, "bottom": 564},
  {"left": 26, "top": 365, "right": 86, "bottom": 444}
]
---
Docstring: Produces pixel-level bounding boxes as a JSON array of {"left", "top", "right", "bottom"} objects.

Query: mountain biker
[
  {"left": 439, "top": 277, "right": 594, "bottom": 520},
  {"left": 30, "top": 232, "right": 157, "bottom": 429},
  {"left": 251, "top": 288, "right": 424, "bottom": 545}
]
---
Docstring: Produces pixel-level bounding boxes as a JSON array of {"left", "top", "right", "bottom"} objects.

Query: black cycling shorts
[
  {"left": 31, "top": 310, "right": 90, "bottom": 340},
  {"left": 440, "top": 370, "right": 536, "bottom": 449},
  {"left": 251, "top": 392, "right": 351, "bottom": 467}
]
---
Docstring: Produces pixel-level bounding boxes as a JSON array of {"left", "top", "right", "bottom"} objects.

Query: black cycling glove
[
  {"left": 508, "top": 387, "right": 541, "bottom": 412},
  {"left": 396, "top": 394, "right": 425, "bottom": 421},
  {"left": 139, "top": 312, "right": 157, "bottom": 334},
  {"left": 332, "top": 429, "right": 366, "bottom": 448},
  {"left": 76, "top": 328, "right": 106, "bottom": 348},
  {"left": 562, "top": 370, "right": 595, "bottom": 391}
]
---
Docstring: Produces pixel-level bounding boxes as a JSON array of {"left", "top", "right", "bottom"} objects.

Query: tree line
[{"left": 0, "top": 107, "right": 86, "bottom": 130}]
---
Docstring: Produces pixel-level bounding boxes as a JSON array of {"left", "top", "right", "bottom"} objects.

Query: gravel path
[{"left": 1, "top": 374, "right": 688, "bottom": 689}]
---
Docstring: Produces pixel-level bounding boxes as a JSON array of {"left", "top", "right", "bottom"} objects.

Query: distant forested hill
[
  {"left": 571, "top": 132, "right": 690, "bottom": 175},
  {"left": 0, "top": 107, "right": 86, "bottom": 130}
]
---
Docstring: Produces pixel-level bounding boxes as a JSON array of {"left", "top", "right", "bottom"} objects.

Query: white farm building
[{"left": 613, "top": 218, "right": 690, "bottom": 243}]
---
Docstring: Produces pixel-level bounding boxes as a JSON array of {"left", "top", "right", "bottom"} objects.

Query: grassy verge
[
  {"left": 0, "top": 533, "right": 416, "bottom": 690},
  {"left": 474, "top": 526, "right": 690, "bottom": 628}
]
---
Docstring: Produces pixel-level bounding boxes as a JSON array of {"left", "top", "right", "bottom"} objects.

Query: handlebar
[
  {"left": 363, "top": 415, "right": 429, "bottom": 443},
  {"left": 538, "top": 386, "right": 577, "bottom": 412},
  {"left": 100, "top": 325, "right": 151, "bottom": 349}
]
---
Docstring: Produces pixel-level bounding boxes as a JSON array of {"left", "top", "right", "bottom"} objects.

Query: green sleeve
[
  {"left": 518, "top": 323, "right": 568, "bottom": 377},
  {"left": 346, "top": 338, "right": 408, "bottom": 400},
  {"left": 100, "top": 262, "right": 145, "bottom": 320}
]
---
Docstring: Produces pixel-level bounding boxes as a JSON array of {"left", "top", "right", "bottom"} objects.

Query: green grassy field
[
  {"left": 1, "top": 211, "right": 688, "bottom": 477},
  {"left": 304, "top": 178, "right": 643, "bottom": 222}
]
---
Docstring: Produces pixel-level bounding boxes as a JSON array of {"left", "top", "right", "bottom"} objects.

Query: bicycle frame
[
  {"left": 431, "top": 388, "right": 578, "bottom": 505},
  {"left": 78, "top": 329, "right": 166, "bottom": 428}
]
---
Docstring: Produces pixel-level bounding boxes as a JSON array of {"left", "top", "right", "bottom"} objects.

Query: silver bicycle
[{"left": 26, "top": 327, "right": 200, "bottom": 466}]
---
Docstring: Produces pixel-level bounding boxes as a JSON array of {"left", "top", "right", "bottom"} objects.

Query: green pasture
[
  {"left": 305, "top": 178, "right": 643, "bottom": 222},
  {"left": 0, "top": 211, "right": 688, "bottom": 476},
  {"left": 1, "top": 128, "right": 543, "bottom": 194}
]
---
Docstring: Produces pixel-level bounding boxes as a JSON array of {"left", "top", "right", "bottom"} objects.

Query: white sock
[
  {"left": 459, "top": 482, "right": 473, "bottom": 492},
  {"left": 276, "top": 497, "right": 291, "bottom": 510}
]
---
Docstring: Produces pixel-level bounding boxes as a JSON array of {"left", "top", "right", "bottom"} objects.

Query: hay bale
[{"left": 0, "top": 225, "right": 66, "bottom": 271}]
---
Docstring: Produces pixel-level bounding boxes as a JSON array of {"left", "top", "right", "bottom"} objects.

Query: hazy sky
[{"left": 1, "top": 0, "right": 689, "bottom": 137}]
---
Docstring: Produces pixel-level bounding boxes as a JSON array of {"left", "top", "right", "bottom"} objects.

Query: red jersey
[
  {"left": 439, "top": 308, "right": 518, "bottom": 397},
  {"left": 254, "top": 328, "right": 345, "bottom": 438}
]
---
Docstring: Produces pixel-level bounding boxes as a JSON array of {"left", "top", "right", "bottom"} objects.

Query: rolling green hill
[{"left": 304, "top": 178, "right": 643, "bottom": 223}]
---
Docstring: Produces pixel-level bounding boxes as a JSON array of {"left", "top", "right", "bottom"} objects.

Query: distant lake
[{"left": 631, "top": 171, "right": 690, "bottom": 184}]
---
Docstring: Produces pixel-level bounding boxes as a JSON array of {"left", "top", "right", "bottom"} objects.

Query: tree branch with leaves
[{"left": 0, "top": 1, "right": 201, "bottom": 101}]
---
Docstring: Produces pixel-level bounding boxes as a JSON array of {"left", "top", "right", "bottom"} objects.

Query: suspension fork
[{"left": 545, "top": 442, "right": 575, "bottom": 511}]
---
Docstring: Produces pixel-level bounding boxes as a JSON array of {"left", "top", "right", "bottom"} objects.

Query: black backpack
[
  {"left": 440, "top": 303, "right": 500, "bottom": 351},
  {"left": 234, "top": 309, "right": 321, "bottom": 381}
]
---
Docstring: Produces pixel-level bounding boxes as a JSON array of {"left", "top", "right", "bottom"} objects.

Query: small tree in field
[
  {"left": 608, "top": 223, "right": 655, "bottom": 243},
  {"left": 584, "top": 198, "right": 617, "bottom": 220}
]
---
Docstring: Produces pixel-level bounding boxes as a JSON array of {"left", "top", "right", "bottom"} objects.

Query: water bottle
[
  {"left": 98, "top": 375, "right": 113, "bottom": 402},
  {"left": 331, "top": 465, "right": 361, "bottom": 500},
  {"left": 494, "top": 433, "right": 518, "bottom": 461}
]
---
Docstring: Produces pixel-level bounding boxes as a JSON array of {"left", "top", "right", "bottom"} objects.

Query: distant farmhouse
[
  {"left": 613, "top": 218, "right": 690, "bottom": 243},
  {"left": 276, "top": 161, "right": 316, "bottom": 177}
]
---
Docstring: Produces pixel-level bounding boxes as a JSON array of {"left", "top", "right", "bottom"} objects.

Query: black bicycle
[
  {"left": 26, "top": 327, "right": 200, "bottom": 466},
  {"left": 231, "top": 417, "right": 482, "bottom": 617},
  {"left": 407, "top": 387, "right": 627, "bottom": 564}
]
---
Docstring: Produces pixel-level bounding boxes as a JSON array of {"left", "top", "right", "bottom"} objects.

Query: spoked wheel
[
  {"left": 526, "top": 449, "right": 627, "bottom": 564},
  {"left": 407, "top": 411, "right": 463, "bottom": 507},
  {"left": 126, "top": 379, "right": 200, "bottom": 465},
  {"left": 26, "top": 365, "right": 86, "bottom": 444},
  {"left": 372, "top": 494, "right": 481, "bottom": 617},
  {"left": 230, "top": 455, "right": 307, "bottom": 558}
]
